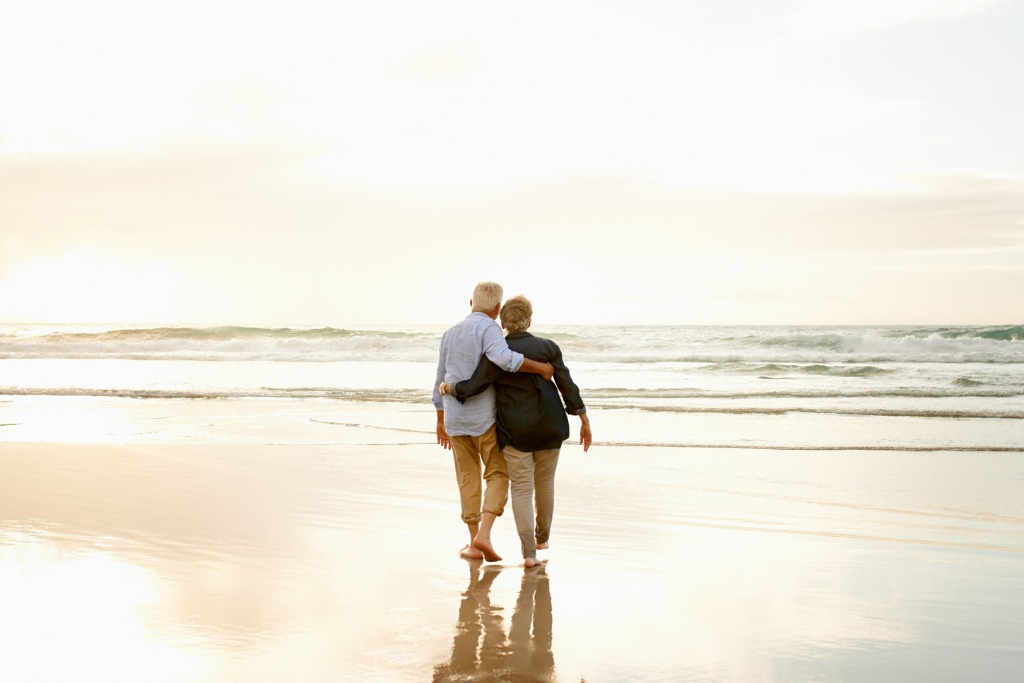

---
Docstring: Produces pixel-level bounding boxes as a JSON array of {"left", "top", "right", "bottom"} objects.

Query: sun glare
[
  {"left": 0, "top": 250, "right": 185, "bottom": 323},
  {"left": 0, "top": 535, "right": 211, "bottom": 682}
]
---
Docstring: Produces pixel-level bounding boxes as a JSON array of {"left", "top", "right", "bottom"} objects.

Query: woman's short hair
[
  {"left": 500, "top": 295, "right": 532, "bottom": 332},
  {"left": 471, "top": 282, "right": 503, "bottom": 312}
]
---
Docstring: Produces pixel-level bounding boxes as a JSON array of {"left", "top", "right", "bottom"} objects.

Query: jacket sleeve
[
  {"left": 551, "top": 344, "right": 586, "bottom": 415},
  {"left": 481, "top": 321, "right": 524, "bottom": 372},
  {"left": 452, "top": 355, "right": 505, "bottom": 403}
]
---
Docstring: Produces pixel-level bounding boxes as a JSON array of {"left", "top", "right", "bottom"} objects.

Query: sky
[{"left": 1, "top": 0, "right": 1022, "bottom": 327}]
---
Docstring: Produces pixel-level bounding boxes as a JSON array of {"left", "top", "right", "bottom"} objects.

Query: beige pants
[
  {"left": 450, "top": 426, "right": 509, "bottom": 525},
  {"left": 503, "top": 445, "right": 561, "bottom": 559}
]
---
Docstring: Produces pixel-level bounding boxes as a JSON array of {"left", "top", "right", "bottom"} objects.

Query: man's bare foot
[
  {"left": 472, "top": 536, "right": 502, "bottom": 562},
  {"left": 536, "top": 542, "right": 549, "bottom": 550},
  {"left": 524, "top": 557, "right": 547, "bottom": 568},
  {"left": 459, "top": 544, "right": 484, "bottom": 560}
]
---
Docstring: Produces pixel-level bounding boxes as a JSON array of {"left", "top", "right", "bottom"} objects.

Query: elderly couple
[{"left": 432, "top": 282, "right": 592, "bottom": 568}]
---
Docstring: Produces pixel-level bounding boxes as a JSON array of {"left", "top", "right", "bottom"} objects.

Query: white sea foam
[
  {"left": 0, "top": 325, "right": 444, "bottom": 362},
  {"left": 1, "top": 324, "right": 1023, "bottom": 363}
]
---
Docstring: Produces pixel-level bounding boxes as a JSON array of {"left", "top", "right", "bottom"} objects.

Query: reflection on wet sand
[
  {"left": 434, "top": 562, "right": 557, "bottom": 682},
  {"left": 3, "top": 442, "right": 1022, "bottom": 681}
]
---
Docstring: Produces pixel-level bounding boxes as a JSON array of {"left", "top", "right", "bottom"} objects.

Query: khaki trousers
[
  {"left": 503, "top": 445, "right": 561, "bottom": 559},
  {"left": 450, "top": 425, "right": 509, "bottom": 525}
]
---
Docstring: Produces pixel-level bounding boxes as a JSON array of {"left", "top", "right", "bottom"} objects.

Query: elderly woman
[{"left": 440, "top": 295, "right": 591, "bottom": 567}]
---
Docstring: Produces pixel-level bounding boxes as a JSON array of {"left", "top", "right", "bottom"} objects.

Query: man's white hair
[{"left": 471, "top": 282, "right": 503, "bottom": 312}]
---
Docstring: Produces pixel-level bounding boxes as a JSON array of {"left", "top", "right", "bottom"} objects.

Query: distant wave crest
[
  {"left": 706, "top": 362, "right": 894, "bottom": 377},
  {"left": 1, "top": 324, "right": 1022, "bottom": 364},
  {"left": 0, "top": 326, "right": 441, "bottom": 362},
  {"left": 718, "top": 327, "right": 1024, "bottom": 364},
  {"left": 925, "top": 325, "right": 1024, "bottom": 342}
]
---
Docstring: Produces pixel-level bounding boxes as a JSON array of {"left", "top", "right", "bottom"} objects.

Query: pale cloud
[
  {"left": 2, "top": 1, "right": 1018, "bottom": 192},
  {"left": 3, "top": 141, "right": 1019, "bottom": 325},
  {"left": 784, "top": 0, "right": 1019, "bottom": 42},
  {"left": 392, "top": 42, "right": 482, "bottom": 82},
  {"left": 736, "top": 174, "right": 1024, "bottom": 253}
]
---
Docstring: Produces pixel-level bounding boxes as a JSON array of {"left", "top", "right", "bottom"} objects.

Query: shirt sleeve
[
  {"left": 431, "top": 335, "right": 447, "bottom": 410},
  {"left": 481, "top": 321, "right": 524, "bottom": 372},
  {"left": 452, "top": 356, "right": 505, "bottom": 403}
]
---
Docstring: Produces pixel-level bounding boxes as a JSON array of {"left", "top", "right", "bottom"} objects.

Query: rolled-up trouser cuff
[
  {"left": 481, "top": 500, "right": 506, "bottom": 517},
  {"left": 451, "top": 426, "right": 509, "bottom": 524}
]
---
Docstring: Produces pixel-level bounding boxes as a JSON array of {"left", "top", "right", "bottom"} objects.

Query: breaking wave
[
  {"left": 706, "top": 363, "right": 894, "bottom": 377},
  {"left": 1, "top": 323, "right": 1022, "bottom": 363},
  {"left": 0, "top": 326, "right": 443, "bottom": 362}
]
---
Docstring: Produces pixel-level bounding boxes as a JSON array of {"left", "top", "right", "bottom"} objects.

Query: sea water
[{"left": 1, "top": 323, "right": 1022, "bottom": 450}]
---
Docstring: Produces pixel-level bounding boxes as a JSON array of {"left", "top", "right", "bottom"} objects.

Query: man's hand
[
  {"left": 520, "top": 357, "right": 555, "bottom": 381},
  {"left": 436, "top": 409, "right": 450, "bottom": 449},
  {"left": 438, "top": 381, "right": 450, "bottom": 395},
  {"left": 579, "top": 415, "right": 592, "bottom": 452},
  {"left": 539, "top": 362, "right": 554, "bottom": 381}
]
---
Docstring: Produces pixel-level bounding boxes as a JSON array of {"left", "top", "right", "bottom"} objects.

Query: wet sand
[{"left": 2, "top": 442, "right": 1022, "bottom": 682}]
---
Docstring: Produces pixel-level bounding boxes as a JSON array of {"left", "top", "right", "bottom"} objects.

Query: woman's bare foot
[
  {"left": 459, "top": 544, "right": 484, "bottom": 560},
  {"left": 472, "top": 536, "right": 502, "bottom": 562},
  {"left": 524, "top": 557, "right": 547, "bottom": 568}
]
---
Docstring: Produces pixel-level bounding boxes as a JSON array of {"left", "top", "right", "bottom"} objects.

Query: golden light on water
[{"left": 0, "top": 535, "right": 211, "bottom": 682}]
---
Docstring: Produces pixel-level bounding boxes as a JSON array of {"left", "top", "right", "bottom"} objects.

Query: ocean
[{"left": 2, "top": 323, "right": 1022, "bottom": 451}]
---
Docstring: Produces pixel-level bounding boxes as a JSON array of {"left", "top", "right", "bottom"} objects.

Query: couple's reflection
[{"left": 433, "top": 562, "right": 556, "bottom": 682}]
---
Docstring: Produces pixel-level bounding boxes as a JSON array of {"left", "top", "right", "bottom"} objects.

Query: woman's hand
[{"left": 579, "top": 414, "right": 592, "bottom": 452}]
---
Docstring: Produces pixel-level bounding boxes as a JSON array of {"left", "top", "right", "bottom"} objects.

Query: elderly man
[
  {"left": 433, "top": 283, "right": 554, "bottom": 562},
  {"left": 441, "top": 295, "right": 591, "bottom": 567}
]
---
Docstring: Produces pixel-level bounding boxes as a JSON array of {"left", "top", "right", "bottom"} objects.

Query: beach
[
  {"left": 2, "top": 323, "right": 1023, "bottom": 681},
  {"left": 3, "top": 440, "right": 1022, "bottom": 682}
]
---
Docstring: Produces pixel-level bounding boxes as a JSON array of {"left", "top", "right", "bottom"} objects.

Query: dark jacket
[{"left": 452, "top": 331, "right": 585, "bottom": 452}]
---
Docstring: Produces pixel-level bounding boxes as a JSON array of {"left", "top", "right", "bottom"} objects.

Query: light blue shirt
[{"left": 432, "top": 312, "right": 525, "bottom": 436}]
